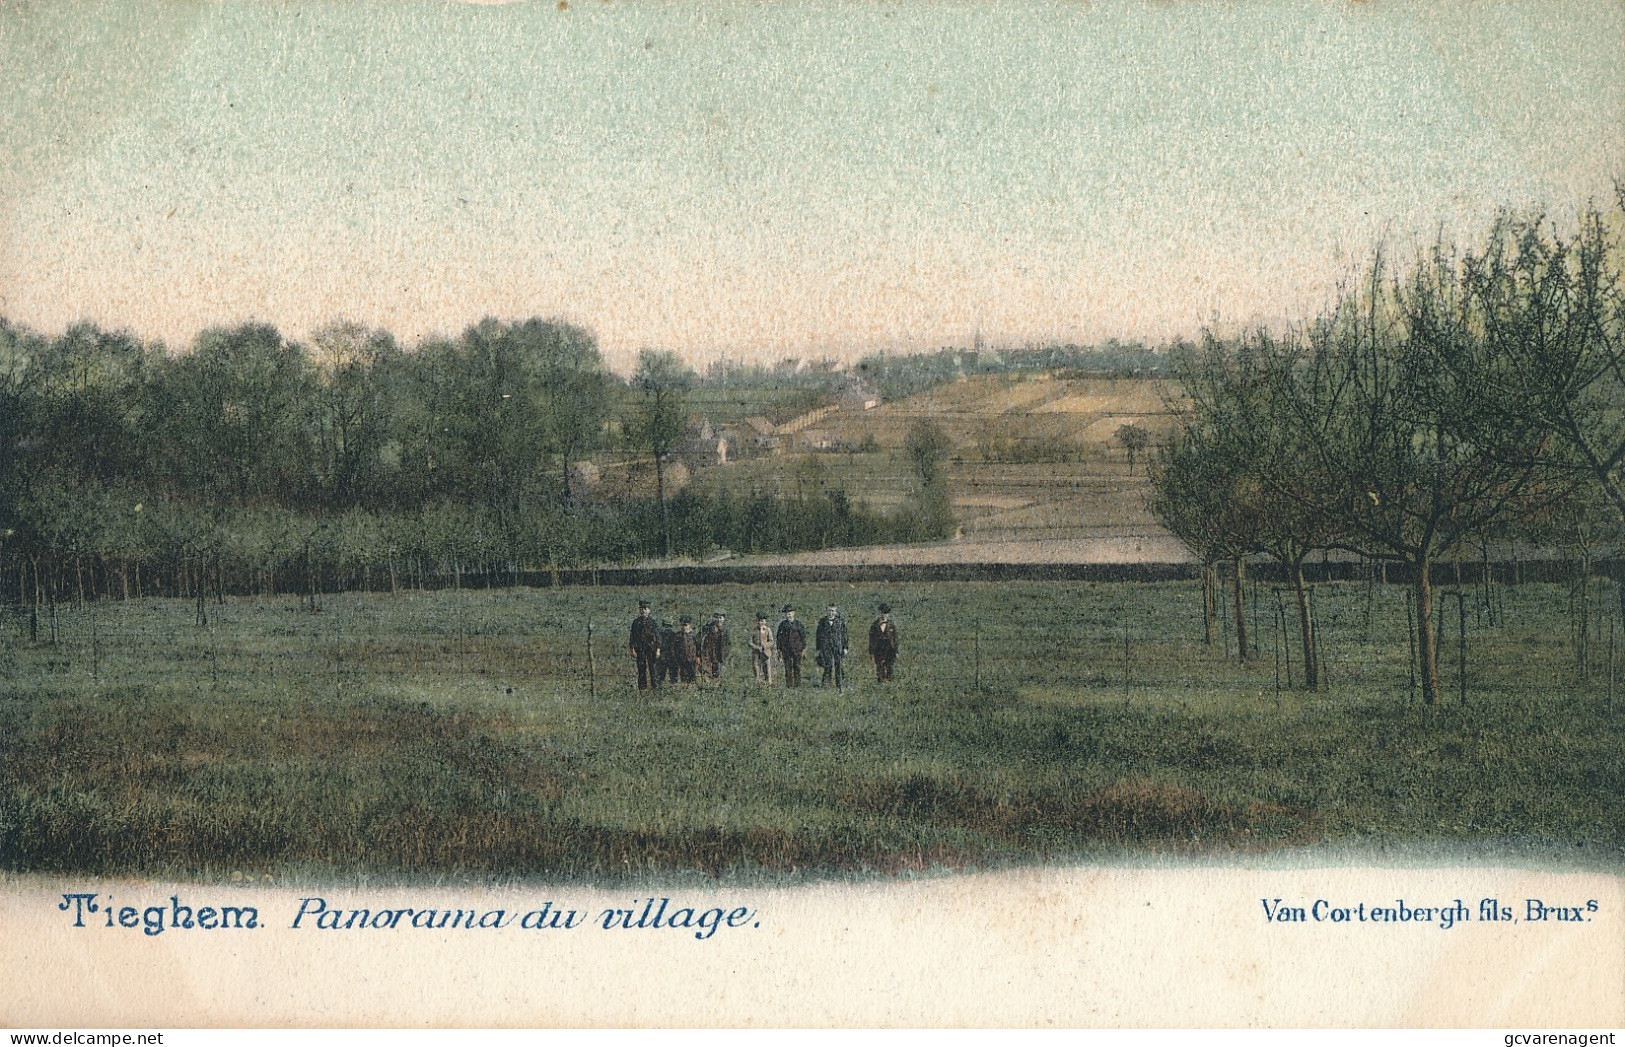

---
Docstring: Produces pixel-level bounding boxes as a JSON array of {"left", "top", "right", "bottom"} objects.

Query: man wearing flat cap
[
  {"left": 699, "top": 611, "right": 730, "bottom": 684},
  {"left": 869, "top": 603, "right": 899, "bottom": 682},
  {"left": 628, "top": 600, "right": 661, "bottom": 690},
  {"left": 776, "top": 605, "right": 806, "bottom": 688}
]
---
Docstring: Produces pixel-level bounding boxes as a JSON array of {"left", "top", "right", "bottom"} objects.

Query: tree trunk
[
  {"left": 1292, "top": 560, "right": 1319, "bottom": 690},
  {"left": 29, "top": 556, "right": 40, "bottom": 643},
  {"left": 1232, "top": 557, "right": 1249, "bottom": 662},
  {"left": 1203, "top": 561, "right": 1216, "bottom": 646},
  {"left": 1416, "top": 554, "right": 1440, "bottom": 705},
  {"left": 47, "top": 568, "right": 58, "bottom": 646},
  {"left": 1617, "top": 562, "right": 1625, "bottom": 639}
]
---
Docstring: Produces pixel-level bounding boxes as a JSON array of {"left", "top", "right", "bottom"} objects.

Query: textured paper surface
[{"left": 4, "top": 867, "right": 1622, "bottom": 1027}]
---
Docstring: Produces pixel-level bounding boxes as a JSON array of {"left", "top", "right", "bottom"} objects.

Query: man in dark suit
[
  {"left": 776, "top": 605, "right": 807, "bottom": 688},
  {"left": 869, "top": 602, "right": 899, "bottom": 682},
  {"left": 674, "top": 617, "right": 700, "bottom": 685},
  {"left": 816, "top": 604, "right": 849, "bottom": 689},
  {"left": 628, "top": 600, "right": 661, "bottom": 690},
  {"left": 699, "top": 611, "right": 730, "bottom": 684},
  {"left": 657, "top": 619, "right": 679, "bottom": 685}
]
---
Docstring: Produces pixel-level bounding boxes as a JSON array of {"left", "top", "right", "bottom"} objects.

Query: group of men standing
[
  {"left": 629, "top": 600, "right": 899, "bottom": 690},
  {"left": 627, "top": 605, "right": 732, "bottom": 688}
]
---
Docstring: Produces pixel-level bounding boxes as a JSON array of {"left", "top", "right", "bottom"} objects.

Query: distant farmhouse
[
  {"left": 678, "top": 418, "right": 735, "bottom": 469},
  {"left": 742, "top": 416, "right": 780, "bottom": 452}
]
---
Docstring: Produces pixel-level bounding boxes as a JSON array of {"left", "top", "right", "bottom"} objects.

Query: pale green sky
[{"left": 2, "top": 0, "right": 1620, "bottom": 368}]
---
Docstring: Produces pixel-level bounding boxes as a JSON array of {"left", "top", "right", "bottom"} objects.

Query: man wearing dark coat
[
  {"left": 776, "top": 605, "right": 807, "bottom": 688},
  {"left": 869, "top": 602, "right": 899, "bottom": 682},
  {"left": 699, "top": 611, "right": 730, "bottom": 683},
  {"left": 674, "top": 617, "right": 701, "bottom": 685},
  {"left": 628, "top": 600, "right": 661, "bottom": 690},
  {"left": 816, "top": 604, "right": 849, "bottom": 689},
  {"left": 657, "top": 619, "right": 679, "bottom": 685}
]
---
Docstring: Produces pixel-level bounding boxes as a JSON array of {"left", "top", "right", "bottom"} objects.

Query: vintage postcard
[{"left": 2, "top": 0, "right": 1622, "bottom": 1030}]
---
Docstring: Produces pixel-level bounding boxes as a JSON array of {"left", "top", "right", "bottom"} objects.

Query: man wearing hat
[
  {"left": 699, "top": 611, "right": 731, "bottom": 684},
  {"left": 775, "top": 605, "right": 807, "bottom": 688},
  {"left": 674, "top": 617, "right": 701, "bottom": 685},
  {"left": 628, "top": 600, "right": 661, "bottom": 690},
  {"left": 657, "top": 618, "right": 680, "bottom": 685},
  {"left": 816, "top": 604, "right": 849, "bottom": 689},
  {"left": 749, "top": 612, "right": 777, "bottom": 685},
  {"left": 869, "top": 603, "right": 899, "bottom": 682}
]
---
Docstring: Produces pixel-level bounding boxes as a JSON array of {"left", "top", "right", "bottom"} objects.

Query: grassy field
[
  {"left": 689, "top": 452, "right": 1165, "bottom": 541},
  {"left": 832, "top": 374, "right": 1180, "bottom": 452},
  {"left": 2, "top": 579, "right": 1621, "bottom": 883}
]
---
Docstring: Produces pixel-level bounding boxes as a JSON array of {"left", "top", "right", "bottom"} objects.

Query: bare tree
[
  {"left": 632, "top": 350, "right": 696, "bottom": 559},
  {"left": 1483, "top": 201, "right": 1625, "bottom": 620},
  {"left": 1164, "top": 334, "right": 1341, "bottom": 681},
  {"left": 1150, "top": 410, "right": 1267, "bottom": 661},
  {"left": 1261, "top": 238, "right": 1570, "bottom": 704}
]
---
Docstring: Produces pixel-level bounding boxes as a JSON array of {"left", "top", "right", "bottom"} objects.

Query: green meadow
[{"left": 2, "top": 579, "right": 1621, "bottom": 882}]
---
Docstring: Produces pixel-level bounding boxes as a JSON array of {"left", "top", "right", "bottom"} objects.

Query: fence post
[
  {"left": 1250, "top": 576, "right": 1260, "bottom": 662},
  {"left": 973, "top": 619, "right": 981, "bottom": 692},
  {"left": 1362, "top": 558, "right": 1374, "bottom": 645},
  {"left": 1450, "top": 590, "right": 1467, "bottom": 707},
  {"left": 587, "top": 619, "right": 597, "bottom": 700}
]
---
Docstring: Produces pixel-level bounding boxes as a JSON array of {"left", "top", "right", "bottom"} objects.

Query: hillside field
[
  {"left": 833, "top": 373, "right": 1178, "bottom": 454},
  {"left": 683, "top": 374, "right": 1175, "bottom": 544},
  {"left": 2, "top": 578, "right": 1620, "bottom": 882}
]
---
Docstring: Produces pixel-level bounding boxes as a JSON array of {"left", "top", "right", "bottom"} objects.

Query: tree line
[
  {"left": 0, "top": 318, "right": 948, "bottom": 624},
  {"left": 1152, "top": 196, "right": 1625, "bottom": 704},
  {"left": 855, "top": 338, "right": 1176, "bottom": 401}
]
